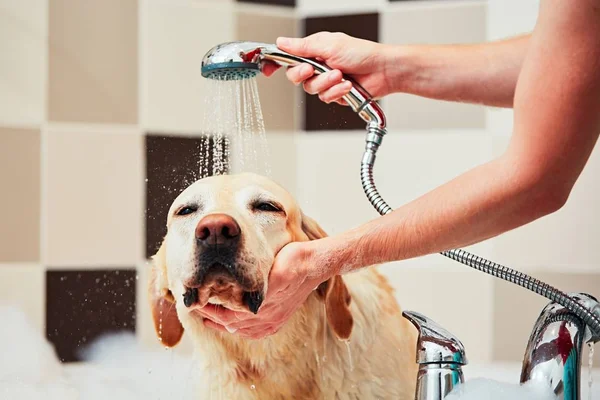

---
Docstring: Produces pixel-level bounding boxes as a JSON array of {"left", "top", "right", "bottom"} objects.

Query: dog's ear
[
  {"left": 148, "top": 239, "right": 184, "bottom": 347},
  {"left": 301, "top": 213, "right": 353, "bottom": 341}
]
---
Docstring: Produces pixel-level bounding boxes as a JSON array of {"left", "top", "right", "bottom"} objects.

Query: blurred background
[{"left": 0, "top": 0, "right": 598, "bottom": 370}]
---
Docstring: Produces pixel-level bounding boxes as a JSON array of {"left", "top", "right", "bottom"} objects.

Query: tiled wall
[{"left": 1, "top": 0, "right": 598, "bottom": 367}]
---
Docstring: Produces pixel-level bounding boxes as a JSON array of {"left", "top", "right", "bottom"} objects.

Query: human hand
[
  {"left": 262, "top": 32, "right": 396, "bottom": 105},
  {"left": 197, "top": 241, "right": 330, "bottom": 339}
]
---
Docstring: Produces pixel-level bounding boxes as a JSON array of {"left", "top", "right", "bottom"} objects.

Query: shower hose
[{"left": 361, "top": 125, "right": 600, "bottom": 338}]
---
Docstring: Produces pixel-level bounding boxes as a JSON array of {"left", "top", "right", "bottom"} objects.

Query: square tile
[
  {"left": 382, "top": 2, "right": 486, "bottom": 130},
  {"left": 48, "top": 0, "right": 138, "bottom": 123},
  {"left": 46, "top": 128, "right": 143, "bottom": 266},
  {"left": 143, "top": 0, "right": 234, "bottom": 132},
  {"left": 0, "top": 127, "right": 41, "bottom": 262},
  {"left": 46, "top": 269, "right": 136, "bottom": 362},
  {"left": 235, "top": 10, "right": 298, "bottom": 131},
  {"left": 0, "top": 0, "right": 47, "bottom": 126},
  {"left": 303, "top": 13, "right": 379, "bottom": 131},
  {"left": 237, "top": 0, "right": 295, "bottom": 6},
  {"left": 145, "top": 134, "right": 222, "bottom": 259},
  {"left": 0, "top": 264, "right": 45, "bottom": 332},
  {"left": 294, "top": 130, "right": 492, "bottom": 237},
  {"left": 381, "top": 262, "right": 495, "bottom": 363},
  {"left": 492, "top": 271, "right": 600, "bottom": 365},
  {"left": 490, "top": 139, "right": 600, "bottom": 272}
]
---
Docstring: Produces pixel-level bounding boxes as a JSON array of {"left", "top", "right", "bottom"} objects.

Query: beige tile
[
  {"left": 0, "top": 127, "right": 41, "bottom": 262},
  {"left": 142, "top": 1, "right": 234, "bottom": 132},
  {"left": 0, "top": 0, "right": 47, "bottom": 126},
  {"left": 490, "top": 141, "right": 600, "bottom": 272},
  {"left": 298, "top": 0, "right": 384, "bottom": 15},
  {"left": 48, "top": 0, "right": 138, "bottom": 123},
  {"left": 235, "top": 11, "right": 298, "bottom": 131},
  {"left": 382, "top": 3, "right": 487, "bottom": 130},
  {"left": 380, "top": 261, "right": 495, "bottom": 363},
  {"left": 492, "top": 272, "right": 600, "bottom": 365},
  {"left": 46, "top": 128, "right": 143, "bottom": 266},
  {"left": 0, "top": 264, "right": 45, "bottom": 333}
]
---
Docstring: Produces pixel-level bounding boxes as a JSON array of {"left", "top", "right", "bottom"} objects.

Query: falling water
[
  {"left": 589, "top": 342, "right": 595, "bottom": 400},
  {"left": 199, "top": 77, "right": 272, "bottom": 179},
  {"left": 345, "top": 340, "right": 354, "bottom": 372}
]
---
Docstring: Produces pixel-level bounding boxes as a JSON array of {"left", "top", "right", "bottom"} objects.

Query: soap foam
[
  {"left": 0, "top": 306, "right": 197, "bottom": 400},
  {"left": 446, "top": 378, "right": 558, "bottom": 400}
]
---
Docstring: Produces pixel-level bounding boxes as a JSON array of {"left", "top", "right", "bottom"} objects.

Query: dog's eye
[
  {"left": 254, "top": 202, "right": 281, "bottom": 212},
  {"left": 176, "top": 206, "right": 197, "bottom": 216}
]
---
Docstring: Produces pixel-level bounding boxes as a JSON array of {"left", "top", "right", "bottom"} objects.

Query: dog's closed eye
[
  {"left": 253, "top": 201, "right": 283, "bottom": 213},
  {"left": 176, "top": 206, "right": 197, "bottom": 216}
]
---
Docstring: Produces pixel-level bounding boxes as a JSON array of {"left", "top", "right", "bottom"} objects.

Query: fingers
[
  {"left": 286, "top": 63, "right": 314, "bottom": 85},
  {"left": 318, "top": 81, "right": 352, "bottom": 104},
  {"left": 276, "top": 33, "right": 334, "bottom": 59},
  {"left": 303, "top": 69, "right": 342, "bottom": 94},
  {"left": 261, "top": 61, "right": 281, "bottom": 77}
]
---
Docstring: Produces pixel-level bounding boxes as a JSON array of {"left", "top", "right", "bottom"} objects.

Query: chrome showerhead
[{"left": 200, "top": 41, "right": 386, "bottom": 129}]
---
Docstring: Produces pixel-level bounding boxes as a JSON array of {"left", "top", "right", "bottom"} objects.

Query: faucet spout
[
  {"left": 403, "top": 311, "right": 467, "bottom": 400},
  {"left": 521, "top": 292, "right": 600, "bottom": 400}
]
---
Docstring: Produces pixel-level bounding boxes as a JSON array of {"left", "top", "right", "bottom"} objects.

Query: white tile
[
  {"left": 45, "top": 128, "right": 144, "bottom": 267},
  {"left": 486, "top": 0, "right": 539, "bottom": 41},
  {"left": 0, "top": 264, "right": 45, "bottom": 333},
  {"left": 142, "top": 0, "right": 235, "bottom": 133},
  {"left": 382, "top": 2, "right": 487, "bottom": 130},
  {"left": 0, "top": 0, "right": 47, "bottom": 126},
  {"left": 294, "top": 130, "right": 493, "bottom": 238},
  {"left": 379, "top": 261, "right": 494, "bottom": 363},
  {"left": 490, "top": 141, "right": 600, "bottom": 272}
]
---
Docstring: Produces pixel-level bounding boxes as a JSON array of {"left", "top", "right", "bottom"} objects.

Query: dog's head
[{"left": 148, "top": 173, "right": 353, "bottom": 347}]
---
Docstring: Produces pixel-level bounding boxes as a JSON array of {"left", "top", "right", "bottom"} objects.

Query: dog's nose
[{"left": 195, "top": 213, "right": 241, "bottom": 246}]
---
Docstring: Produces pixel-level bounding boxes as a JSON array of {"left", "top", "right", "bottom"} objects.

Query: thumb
[{"left": 276, "top": 34, "right": 331, "bottom": 59}]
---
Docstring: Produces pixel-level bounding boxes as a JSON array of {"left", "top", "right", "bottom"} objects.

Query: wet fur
[{"left": 148, "top": 173, "right": 418, "bottom": 399}]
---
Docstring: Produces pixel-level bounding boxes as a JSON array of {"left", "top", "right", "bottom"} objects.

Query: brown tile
[
  {"left": 0, "top": 127, "right": 40, "bottom": 262},
  {"left": 145, "top": 135, "right": 222, "bottom": 259},
  {"left": 46, "top": 129, "right": 143, "bottom": 266},
  {"left": 46, "top": 269, "right": 136, "bottom": 362},
  {"left": 237, "top": 0, "right": 295, "bottom": 6},
  {"left": 492, "top": 272, "right": 600, "bottom": 365},
  {"left": 303, "top": 13, "right": 379, "bottom": 131},
  {"left": 235, "top": 11, "right": 298, "bottom": 131},
  {"left": 48, "top": 0, "right": 138, "bottom": 123}
]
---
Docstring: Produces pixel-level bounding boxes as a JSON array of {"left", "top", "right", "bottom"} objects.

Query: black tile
[
  {"left": 145, "top": 134, "right": 226, "bottom": 259},
  {"left": 303, "top": 13, "right": 379, "bottom": 131},
  {"left": 46, "top": 269, "right": 136, "bottom": 362},
  {"left": 237, "top": 0, "right": 295, "bottom": 6}
]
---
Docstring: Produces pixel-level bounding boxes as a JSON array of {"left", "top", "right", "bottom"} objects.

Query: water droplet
[{"left": 250, "top": 384, "right": 256, "bottom": 390}]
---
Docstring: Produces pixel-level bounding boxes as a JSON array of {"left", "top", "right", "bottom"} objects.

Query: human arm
[
  {"left": 269, "top": 32, "right": 530, "bottom": 108},
  {"left": 305, "top": 0, "right": 600, "bottom": 274}
]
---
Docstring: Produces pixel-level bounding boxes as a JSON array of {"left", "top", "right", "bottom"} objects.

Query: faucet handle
[{"left": 403, "top": 311, "right": 468, "bottom": 365}]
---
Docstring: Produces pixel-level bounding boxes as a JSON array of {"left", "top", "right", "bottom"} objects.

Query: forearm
[
  {"left": 314, "top": 152, "right": 562, "bottom": 274},
  {"left": 385, "top": 34, "right": 530, "bottom": 108}
]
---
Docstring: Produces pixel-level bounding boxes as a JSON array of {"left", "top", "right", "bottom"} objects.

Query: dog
[{"left": 148, "top": 172, "right": 418, "bottom": 399}]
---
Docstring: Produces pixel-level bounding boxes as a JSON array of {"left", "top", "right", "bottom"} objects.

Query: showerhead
[{"left": 201, "top": 41, "right": 386, "bottom": 129}]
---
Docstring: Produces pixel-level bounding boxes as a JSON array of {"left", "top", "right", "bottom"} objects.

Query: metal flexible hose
[{"left": 360, "top": 129, "right": 600, "bottom": 337}]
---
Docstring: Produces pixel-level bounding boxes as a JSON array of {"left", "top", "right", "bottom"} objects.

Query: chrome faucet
[
  {"left": 521, "top": 292, "right": 600, "bottom": 400},
  {"left": 403, "top": 311, "right": 467, "bottom": 400}
]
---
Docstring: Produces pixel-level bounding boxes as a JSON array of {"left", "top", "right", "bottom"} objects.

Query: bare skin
[{"left": 201, "top": 0, "right": 600, "bottom": 339}]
